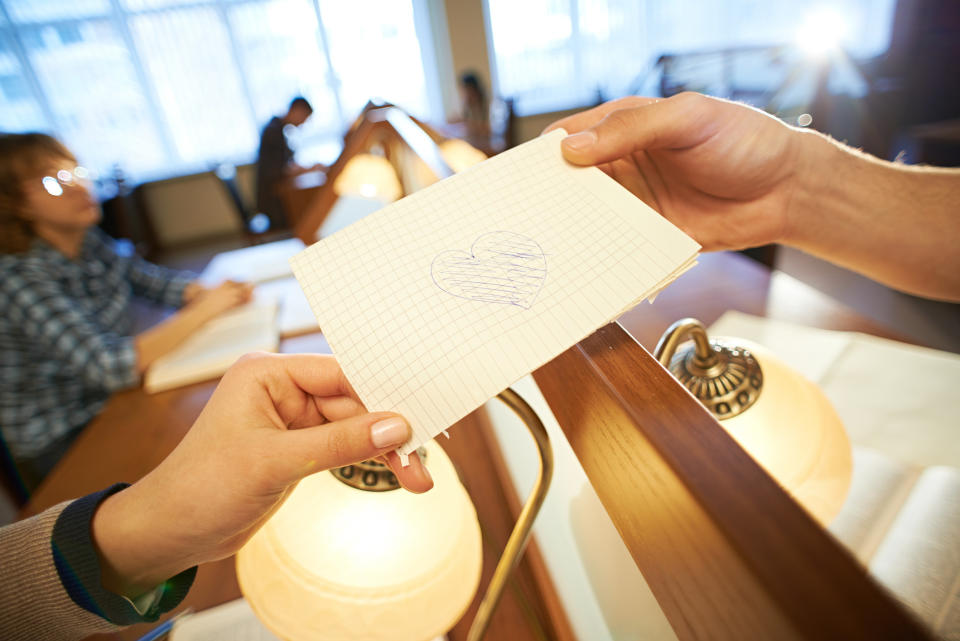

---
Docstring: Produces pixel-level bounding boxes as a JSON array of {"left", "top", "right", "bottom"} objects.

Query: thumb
[
  {"left": 560, "top": 93, "right": 710, "bottom": 166},
  {"left": 268, "top": 412, "right": 411, "bottom": 486}
]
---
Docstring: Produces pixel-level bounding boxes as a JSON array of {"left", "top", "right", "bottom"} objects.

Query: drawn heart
[{"left": 431, "top": 231, "right": 546, "bottom": 309}]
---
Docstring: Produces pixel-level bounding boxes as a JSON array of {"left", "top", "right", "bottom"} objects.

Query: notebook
[
  {"left": 143, "top": 303, "right": 279, "bottom": 393},
  {"left": 290, "top": 129, "right": 700, "bottom": 462},
  {"left": 198, "top": 238, "right": 305, "bottom": 286}
]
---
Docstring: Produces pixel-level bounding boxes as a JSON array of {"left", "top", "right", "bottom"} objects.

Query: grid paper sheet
[{"left": 290, "top": 129, "right": 700, "bottom": 461}]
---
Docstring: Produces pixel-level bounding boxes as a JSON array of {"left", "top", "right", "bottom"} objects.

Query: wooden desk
[{"left": 22, "top": 251, "right": 905, "bottom": 640}]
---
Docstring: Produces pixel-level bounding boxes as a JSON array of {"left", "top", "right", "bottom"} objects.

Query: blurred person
[
  {"left": 255, "top": 96, "right": 315, "bottom": 230},
  {"left": 0, "top": 133, "right": 253, "bottom": 491},
  {"left": 458, "top": 71, "right": 491, "bottom": 141},
  {"left": 0, "top": 352, "right": 433, "bottom": 639},
  {"left": 547, "top": 93, "right": 960, "bottom": 302}
]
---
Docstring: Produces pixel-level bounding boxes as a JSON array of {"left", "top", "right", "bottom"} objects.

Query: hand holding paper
[{"left": 291, "top": 129, "right": 700, "bottom": 461}]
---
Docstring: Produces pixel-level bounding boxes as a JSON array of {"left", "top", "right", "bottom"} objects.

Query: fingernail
[
  {"left": 371, "top": 417, "right": 408, "bottom": 448},
  {"left": 562, "top": 130, "right": 597, "bottom": 150}
]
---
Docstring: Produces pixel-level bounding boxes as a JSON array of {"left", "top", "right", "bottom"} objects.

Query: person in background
[
  {"left": 0, "top": 353, "right": 433, "bottom": 640},
  {"left": 0, "top": 133, "right": 252, "bottom": 491},
  {"left": 458, "top": 71, "right": 491, "bottom": 142},
  {"left": 547, "top": 92, "right": 960, "bottom": 302},
  {"left": 255, "top": 96, "right": 315, "bottom": 230}
]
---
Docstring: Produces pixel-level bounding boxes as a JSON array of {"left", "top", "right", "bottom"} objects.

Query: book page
[
  {"left": 170, "top": 598, "right": 449, "bottom": 641},
  {"left": 254, "top": 277, "right": 317, "bottom": 337},
  {"left": 198, "top": 238, "right": 304, "bottom": 286},
  {"left": 820, "top": 336, "right": 960, "bottom": 469},
  {"left": 869, "top": 466, "right": 960, "bottom": 638},
  {"left": 291, "top": 129, "right": 700, "bottom": 460},
  {"left": 144, "top": 303, "right": 279, "bottom": 393},
  {"left": 171, "top": 599, "right": 280, "bottom": 641},
  {"left": 828, "top": 447, "right": 921, "bottom": 564}
]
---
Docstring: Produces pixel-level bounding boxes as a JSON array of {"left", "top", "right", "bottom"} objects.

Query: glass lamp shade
[
  {"left": 439, "top": 139, "right": 487, "bottom": 173},
  {"left": 332, "top": 153, "right": 403, "bottom": 202},
  {"left": 712, "top": 338, "right": 853, "bottom": 525},
  {"left": 236, "top": 441, "right": 482, "bottom": 641}
]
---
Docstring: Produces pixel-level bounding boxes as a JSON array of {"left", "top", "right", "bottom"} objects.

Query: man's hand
[
  {"left": 547, "top": 92, "right": 807, "bottom": 251},
  {"left": 549, "top": 92, "right": 960, "bottom": 301}
]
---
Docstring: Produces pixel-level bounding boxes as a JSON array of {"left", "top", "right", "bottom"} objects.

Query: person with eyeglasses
[{"left": 0, "top": 133, "right": 253, "bottom": 491}]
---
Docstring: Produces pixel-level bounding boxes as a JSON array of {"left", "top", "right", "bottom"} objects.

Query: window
[
  {"left": 20, "top": 19, "right": 168, "bottom": 177},
  {"left": 0, "top": 32, "right": 47, "bottom": 131},
  {"left": 486, "top": 0, "right": 898, "bottom": 116},
  {"left": 228, "top": 0, "right": 342, "bottom": 166},
  {"left": 0, "top": 0, "right": 440, "bottom": 181}
]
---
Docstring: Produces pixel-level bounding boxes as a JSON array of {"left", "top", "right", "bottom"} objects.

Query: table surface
[{"left": 22, "top": 250, "right": 907, "bottom": 640}]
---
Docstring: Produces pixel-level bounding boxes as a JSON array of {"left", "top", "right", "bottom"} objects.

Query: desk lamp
[
  {"left": 655, "top": 318, "right": 853, "bottom": 524},
  {"left": 237, "top": 389, "right": 552, "bottom": 641},
  {"left": 333, "top": 152, "right": 403, "bottom": 202}
]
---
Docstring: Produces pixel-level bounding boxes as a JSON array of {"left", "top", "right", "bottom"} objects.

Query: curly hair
[{"left": 0, "top": 133, "right": 76, "bottom": 254}]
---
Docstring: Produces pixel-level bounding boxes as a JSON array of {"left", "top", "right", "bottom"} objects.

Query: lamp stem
[
  {"left": 654, "top": 317, "right": 717, "bottom": 368},
  {"left": 466, "top": 388, "right": 554, "bottom": 641}
]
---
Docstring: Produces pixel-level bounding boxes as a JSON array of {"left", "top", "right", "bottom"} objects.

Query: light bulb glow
[
  {"left": 796, "top": 7, "right": 848, "bottom": 59},
  {"left": 237, "top": 441, "right": 483, "bottom": 641}
]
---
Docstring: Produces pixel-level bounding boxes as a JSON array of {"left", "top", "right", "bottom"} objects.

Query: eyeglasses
[{"left": 40, "top": 166, "right": 91, "bottom": 197}]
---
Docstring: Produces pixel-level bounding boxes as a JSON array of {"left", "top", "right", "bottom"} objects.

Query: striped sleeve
[
  {"left": 124, "top": 253, "right": 194, "bottom": 308},
  {"left": 51, "top": 485, "right": 196, "bottom": 626},
  {"left": 0, "top": 487, "right": 196, "bottom": 641},
  {"left": 87, "top": 232, "right": 194, "bottom": 308},
  {"left": 3, "top": 269, "right": 139, "bottom": 392}
]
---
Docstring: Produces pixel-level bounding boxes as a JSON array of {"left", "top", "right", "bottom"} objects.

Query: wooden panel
[{"left": 533, "top": 323, "right": 933, "bottom": 641}]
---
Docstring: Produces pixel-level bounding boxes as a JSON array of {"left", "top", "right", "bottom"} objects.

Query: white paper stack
[{"left": 291, "top": 129, "right": 700, "bottom": 461}]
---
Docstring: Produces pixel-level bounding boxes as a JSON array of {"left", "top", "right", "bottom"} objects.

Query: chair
[{"left": 135, "top": 171, "right": 247, "bottom": 256}]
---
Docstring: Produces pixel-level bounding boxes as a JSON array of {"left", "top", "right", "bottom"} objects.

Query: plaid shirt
[{"left": 1, "top": 229, "right": 193, "bottom": 459}]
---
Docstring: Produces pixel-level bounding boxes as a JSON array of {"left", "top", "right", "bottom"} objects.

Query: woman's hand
[
  {"left": 546, "top": 92, "right": 809, "bottom": 251},
  {"left": 185, "top": 280, "right": 253, "bottom": 321},
  {"left": 91, "top": 352, "right": 433, "bottom": 598}
]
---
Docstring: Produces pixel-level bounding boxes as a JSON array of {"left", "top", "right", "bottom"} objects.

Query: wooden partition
[{"left": 533, "top": 322, "right": 933, "bottom": 641}]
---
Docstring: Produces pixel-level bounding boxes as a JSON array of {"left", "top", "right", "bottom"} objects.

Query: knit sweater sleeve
[{"left": 0, "top": 485, "right": 195, "bottom": 640}]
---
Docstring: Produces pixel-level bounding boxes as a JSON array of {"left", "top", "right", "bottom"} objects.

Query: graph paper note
[{"left": 290, "top": 129, "right": 700, "bottom": 461}]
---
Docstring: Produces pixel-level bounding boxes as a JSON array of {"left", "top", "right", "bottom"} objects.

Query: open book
[
  {"left": 143, "top": 303, "right": 279, "bottom": 394},
  {"left": 198, "top": 239, "right": 320, "bottom": 337},
  {"left": 708, "top": 311, "right": 960, "bottom": 638},
  {"left": 830, "top": 447, "right": 960, "bottom": 639}
]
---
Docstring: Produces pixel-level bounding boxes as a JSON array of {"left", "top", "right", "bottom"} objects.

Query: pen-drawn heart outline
[{"left": 431, "top": 231, "right": 546, "bottom": 309}]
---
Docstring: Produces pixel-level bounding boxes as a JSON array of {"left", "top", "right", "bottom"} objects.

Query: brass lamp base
[
  {"left": 654, "top": 318, "right": 764, "bottom": 420},
  {"left": 329, "top": 389, "right": 554, "bottom": 641}
]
